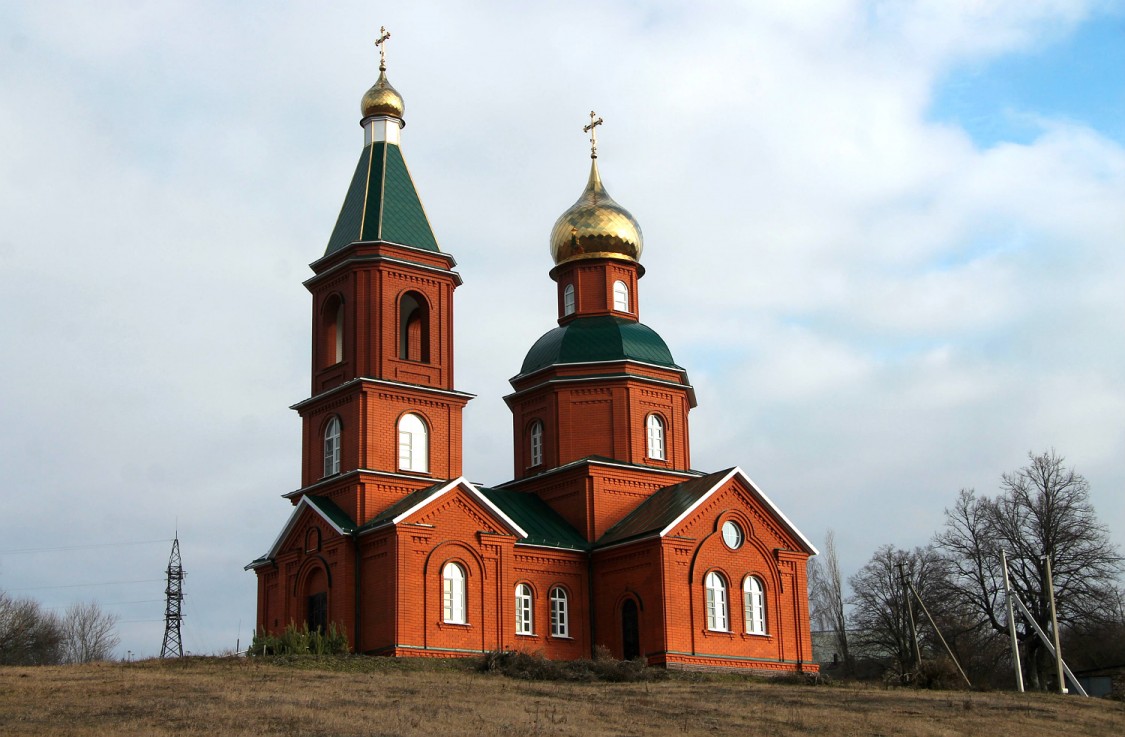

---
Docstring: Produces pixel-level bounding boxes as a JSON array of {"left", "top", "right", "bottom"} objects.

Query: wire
[
  {"left": 0, "top": 538, "right": 172, "bottom": 555},
  {"left": 7, "top": 578, "right": 164, "bottom": 591}
]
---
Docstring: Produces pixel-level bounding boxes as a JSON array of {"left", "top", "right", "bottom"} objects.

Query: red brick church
[{"left": 248, "top": 38, "right": 818, "bottom": 673}]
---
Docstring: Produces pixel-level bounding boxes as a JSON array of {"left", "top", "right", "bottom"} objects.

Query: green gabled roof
[
  {"left": 480, "top": 487, "right": 589, "bottom": 551},
  {"left": 519, "top": 315, "right": 681, "bottom": 377},
  {"left": 595, "top": 469, "right": 733, "bottom": 548},
  {"left": 304, "top": 495, "right": 357, "bottom": 533},
  {"left": 325, "top": 142, "right": 440, "bottom": 256},
  {"left": 360, "top": 480, "right": 448, "bottom": 530}
]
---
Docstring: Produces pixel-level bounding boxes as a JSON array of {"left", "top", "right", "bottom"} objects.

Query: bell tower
[{"left": 292, "top": 31, "right": 472, "bottom": 522}]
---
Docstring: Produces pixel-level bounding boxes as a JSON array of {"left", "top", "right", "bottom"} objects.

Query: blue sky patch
[{"left": 930, "top": 14, "right": 1125, "bottom": 147}]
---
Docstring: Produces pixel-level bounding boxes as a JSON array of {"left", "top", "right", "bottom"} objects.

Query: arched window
[
  {"left": 744, "top": 576, "right": 767, "bottom": 634},
  {"left": 397, "top": 413, "right": 429, "bottom": 473},
  {"left": 321, "top": 294, "right": 344, "bottom": 366},
  {"left": 515, "top": 583, "right": 533, "bottom": 635},
  {"left": 705, "top": 571, "right": 728, "bottom": 632},
  {"left": 646, "top": 414, "right": 665, "bottom": 460},
  {"left": 550, "top": 586, "right": 569, "bottom": 637},
  {"left": 442, "top": 562, "right": 466, "bottom": 624},
  {"left": 529, "top": 420, "right": 544, "bottom": 467},
  {"left": 323, "top": 416, "right": 341, "bottom": 477},
  {"left": 563, "top": 284, "right": 575, "bottom": 316},
  {"left": 612, "top": 280, "right": 629, "bottom": 312},
  {"left": 334, "top": 300, "right": 344, "bottom": 363},
  {"left": 399, "top": 292, "right": 430, "bottom": 363}
]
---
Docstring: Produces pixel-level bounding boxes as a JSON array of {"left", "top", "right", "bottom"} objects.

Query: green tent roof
[
  {"left": 325, "top": 142, "right": 439, "bottom": 256},
  {"left": 519, "top": 315, "right": 681, "bottom": 376}
]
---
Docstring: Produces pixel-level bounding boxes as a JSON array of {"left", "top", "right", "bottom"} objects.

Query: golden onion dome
[
  {"left": 361, "top": 68, "right": 405, "bottom": 122},
  {"left": 550, "top": 158, "right": 643, "bottom": 266}
]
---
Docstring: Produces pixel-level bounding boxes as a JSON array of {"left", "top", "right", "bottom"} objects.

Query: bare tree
[
  {"left": 935, "top": 450, "right": 1123, "bottom": 690},
  {"left": 848, "top": 544, "right": 947, "bottom": 679},
  {"left": 0, "top": 590, "right": 64, "bottom": 665},
  {"left": 808, "top": 530, "right": 851, "bottom": 672},
  {"left": 61, "top": 601, "right": 120, "bottom": 663}
]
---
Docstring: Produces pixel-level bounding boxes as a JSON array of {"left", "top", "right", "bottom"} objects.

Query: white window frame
[
  {"left": 563, "top": 284, "right": 575, "bottom": 316},
  {"left": 529, "top": 421, "right": 543, "bottom": 467},
  {"left": 397, "top": 413, "right": 429, "bottom": 473},
  {"left": 442, "top": 562, "right": 466, "bottom": 624},
  {"left": 646, "top": 414, "right": 665, "bottom": 460},
  {"left": 705, "top": 571, "right": 728, "bottom": 632},
  {"left": 515, "top": 583, "right": 534, "bottom": 635},
  {"left": 744, "top": 576, "right": 766, "bottom": 635},
  {"left": 550, "top": 586, "right": 569, "bottom": 638},
  {"left": 612, "top": 280, "right": 629, "bottom": 312},
  {"left": 323, "top": 416, "right": 341, "bottom": 477}
]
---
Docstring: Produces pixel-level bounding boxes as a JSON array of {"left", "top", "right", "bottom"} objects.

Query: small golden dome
[
  {"left": 550, "top": 159, "right": 643, "bottom": 266},
  {"left": 361, "top": 68, "right": 405, "bottom": 122}
]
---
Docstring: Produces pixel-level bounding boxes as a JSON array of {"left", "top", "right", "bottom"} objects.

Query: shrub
[
  {"left": 913, "top": 657, "right": 966, "bottom": 691},
  {"left": 248, "top": 622, "right": 348, "bottom": 657}
]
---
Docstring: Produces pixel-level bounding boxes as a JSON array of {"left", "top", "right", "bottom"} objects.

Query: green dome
[{"left": 519, "top": 316, "right": 681, "bottom": 376}]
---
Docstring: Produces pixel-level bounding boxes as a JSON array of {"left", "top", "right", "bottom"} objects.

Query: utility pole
[
  {"left": 898, "top": 562, "right": 922, "bottom": 675},
  {"left": 1001, "top": 550, "right": 1024, "bottom": 692},
  {"left": 1043, "top": 555, "right": 1066, "bottom": 694},
  {"left": 160, "top": 534, "right": 185, "bottom": 658}
]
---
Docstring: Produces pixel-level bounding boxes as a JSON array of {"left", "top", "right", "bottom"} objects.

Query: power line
[
  {"left": 0, "top": 538, "right": 172, "bottom": 555},
  {"left": 5, "top": 580, "right": 164, "bottom": 589}
]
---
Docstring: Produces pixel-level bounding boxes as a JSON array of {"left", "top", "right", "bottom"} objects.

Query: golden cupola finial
[
  {"left": 361, "top": 26, "right": 405, "bottom": 124},
  {"left": 549, "top": 112, "right": 644, "bottom": 266}
]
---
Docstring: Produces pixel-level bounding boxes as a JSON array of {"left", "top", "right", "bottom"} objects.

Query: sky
[{"left": 1, "top": 1, "right": 1122, "bottom": 659}]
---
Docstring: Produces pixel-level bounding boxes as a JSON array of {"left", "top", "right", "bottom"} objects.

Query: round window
[{"left": 721, "top": 521, "right": 743, "bottom": 550}]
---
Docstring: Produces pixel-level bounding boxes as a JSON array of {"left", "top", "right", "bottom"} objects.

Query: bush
[
  {"left": 477, "top": 649, "right": 667, "bottom": 683},
  {"left": 913, "top": 657, "right": 966, "bottom": 691},
  {"left": 248, "top": 622, "right": 348, "bottom": 656}
]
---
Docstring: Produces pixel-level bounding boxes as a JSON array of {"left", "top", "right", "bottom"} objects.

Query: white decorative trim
[
  {"left": 658, "top": 467, "right": 819, "bottom": 556},
  {"left": 389, "top": 477, "right": 529, "bottom": 539}
]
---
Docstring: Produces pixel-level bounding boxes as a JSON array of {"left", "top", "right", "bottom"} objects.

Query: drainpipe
[
  {"left": 353, "top": 531, "right": 361, "bottom": 653},
  {"left": 588, "top": 551, "right": 597, "bottom": 658}
]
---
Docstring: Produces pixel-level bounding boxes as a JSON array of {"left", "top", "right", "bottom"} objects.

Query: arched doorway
[
  {"left": 621, "top": 599, "right": 640, "bottom": 660},
  {"left": 304, "top": 566, "right": 328, "bottom": 634}
]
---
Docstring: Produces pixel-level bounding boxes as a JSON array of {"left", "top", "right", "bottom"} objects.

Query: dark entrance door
[
  {"left": 307, "top": 592, "right": 328, "bottom": 633},
  {"left": 621, "top": 599, "right": 640, "bottom": 660}
]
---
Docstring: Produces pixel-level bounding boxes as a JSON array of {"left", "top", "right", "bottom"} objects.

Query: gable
[
  {"left": 595, "top": 467, "right": 817, "bottom": 555},
  {"left": 661, "top": 468, "right": 817, "bottom": 555},
  {"left": 247, "top": 495, "right": 356, "bottom": 568},
  {"left": 360, "top": 477, "right": 527, "bottom": 538}
]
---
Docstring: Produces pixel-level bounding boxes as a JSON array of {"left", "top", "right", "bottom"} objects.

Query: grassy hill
[{"left": 1, "top": 656, "right": 1122, "bottom": 736}]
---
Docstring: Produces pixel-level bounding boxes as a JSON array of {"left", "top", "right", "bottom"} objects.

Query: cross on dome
[
  {"left": 375, "top": 26, "right": 391, "bottom": 71},
  {"left": 583, "top": 111, "right": 603, "bottom": 159}
]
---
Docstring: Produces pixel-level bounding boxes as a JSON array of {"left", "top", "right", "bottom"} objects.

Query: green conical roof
[{"left": 325, "top": 142, "right": 439, "bottom": 256}]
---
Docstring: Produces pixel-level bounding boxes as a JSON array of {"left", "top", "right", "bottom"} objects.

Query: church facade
[{"left": 248, "top": 42, "right": 818, "bottom": 673}]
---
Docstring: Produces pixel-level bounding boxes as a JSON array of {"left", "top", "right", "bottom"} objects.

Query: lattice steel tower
[{"left": 160, "top": 534, "right": 185, "bottom": 658}]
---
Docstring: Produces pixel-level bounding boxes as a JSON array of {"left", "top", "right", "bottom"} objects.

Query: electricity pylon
[{"left": 160, "top": 534, "right": 185, "bottom": 658}]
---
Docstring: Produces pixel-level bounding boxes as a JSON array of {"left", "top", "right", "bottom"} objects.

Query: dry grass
[{"left": 1, "top": 657, "right": 1122, "bottom": 737}]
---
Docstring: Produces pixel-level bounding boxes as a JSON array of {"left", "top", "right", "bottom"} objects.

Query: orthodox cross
[
  {"left": 583, "top": 110, "right": 604, "bottom": 158},
  {"left": 376, "top": 26, "right": 391, "bottom": 70}
]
